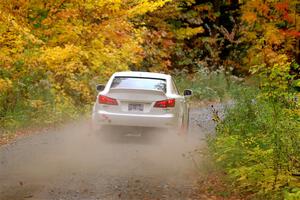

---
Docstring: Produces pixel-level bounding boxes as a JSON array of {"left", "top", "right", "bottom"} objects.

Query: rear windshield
[{"left": 111, "top": 77, "right": 166, "bottom": 92}]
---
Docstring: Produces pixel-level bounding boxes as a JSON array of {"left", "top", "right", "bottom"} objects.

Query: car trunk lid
[{"left": 106, "top": 88, "right": 168, "bottom": 113}]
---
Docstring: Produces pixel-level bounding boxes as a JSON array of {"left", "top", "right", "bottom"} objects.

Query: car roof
[{"left": 112, "top": 71, "right": 170, "bottom": 79}]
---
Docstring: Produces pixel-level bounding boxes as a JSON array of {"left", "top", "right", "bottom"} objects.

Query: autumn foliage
[
  {"left": 0, "top": 0, "right": 299, "bottom": 198},
  {"left": 0, "top": 0, "right": 170, "bottom": 131}
]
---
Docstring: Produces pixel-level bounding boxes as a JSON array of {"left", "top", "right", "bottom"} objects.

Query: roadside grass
[
  {"left": 177, "top": 72, "right": 300, "bottom": 199},
  {"left": 185, "top": 146, "right": 247, "bottom": 200},
  {"left": 209, "top": 86, "right": 300, "bottom": 200},
  {"left": 176, "top": 70, "right": 249, "bottom": 199},
  {"left": 195, "top": 167, "right": 247, "bottom": 200},
  {"left": 0, "top": 91, "right": 91, "bottom": 144}
]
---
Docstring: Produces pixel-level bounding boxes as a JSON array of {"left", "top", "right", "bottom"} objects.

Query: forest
[{"left": 0, "top": 0, "right": 299, "bottom": 199}]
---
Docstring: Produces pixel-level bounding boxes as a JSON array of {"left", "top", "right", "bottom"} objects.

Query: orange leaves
[
  {"left": 283, "top": 12, "right": 294, "bottom": 24},
  {"left": 274, "top": 1, "right": 289, "bottom": 13},
  {"left": 162, "top": 39, "right": 174, "bottom": 49},
  {"left": 194, "top": 4, "right": 212, "bottom": 12},
  {"left": 274, "top": 1, "right": 294, "bottom": 23},
  {"left": 242, "top": 0, "right": 270, "bottom": 20},
  {"left": 242, "top": 0, "right": 297, "bottom": 25},
  {"left": 281, "top": 30, "right": 300, "bottom": 38},
  {"left": 56, "top": 8, "right": 79, "bottom": 20},
  {"left": 241, "top": 0, "right": 299, "bottom": 81},
  {"left": 241, "top": 0, "right": 299, "bottom": 45},
  {"left": 259, "top": 3, "right": 270, "bottom": 17},
  {"left": 240, "top": 2, "right": 299, "bottom": 133},
  {"left": 242, "top": 11, "right": 257, "bottom": 24}
]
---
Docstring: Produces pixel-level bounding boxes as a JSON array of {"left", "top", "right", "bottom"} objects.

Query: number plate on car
[{"left": 128, "top": 104, "right": 144, "bottom": 112}]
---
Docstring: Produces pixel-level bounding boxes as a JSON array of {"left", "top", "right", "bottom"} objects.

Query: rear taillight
[
  {"left": 98, "top": 95, "right": 118, "bottom": 105},
  {"left": 154, "top": 99, "right": 175, "bottom": 108}
]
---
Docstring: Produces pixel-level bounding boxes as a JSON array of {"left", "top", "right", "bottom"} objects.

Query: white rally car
[{"left": 92, "top": 71, "right": 192, "bottom": 133}]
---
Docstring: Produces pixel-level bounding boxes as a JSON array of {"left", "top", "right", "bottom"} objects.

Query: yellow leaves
[
  {"left": 40, "top": 45, "right": 81, "bottom": 67},
  {"left": 128, "top": 0, "right": 172, "bottom": 17},
  {"left": 251, "top": 53, "right": 292, "bottom": 100},
  {"left": 0, "top": 11, "right": 43, "bottom": 45},
  {"left": 29, "top": 100, "right": 45, "bottom": 109},
  {"left": 0, "top": 7, "right": 42, "bottom": 69},
  {"left": 0, "top": 14, "right": 26, "bottom": 62},
  {"left": 264, "top": 24, "right": 284, "bottom": 46},
  {"left": 175, "top": 27, "right": 204, "bottom": 40},
  {"left": 0, "top": 78, "right": 12, "bottom": 93},
  {"left": 85, "top": 17, "right": 144, "bottom": 75},
  {"left": 96, "top": 0, "right": 122, "bottom": 12},
  {"left": 0, "top": 0, "right": 175, "bottom": 113},
  {"left": 66, "top": 79, "right": 92, "bottom": 100},
  {"left": 268, "top": 53, "right": 289, "bottom": 67},
  {"left": 39, "top": 44, "right": 91, "bottom": 103},
  {"left": 85, "top": 0, "right": 170, "bottom": 17}
]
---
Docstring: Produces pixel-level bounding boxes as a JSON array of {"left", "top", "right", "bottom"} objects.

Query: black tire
[
  {"left": 185, "top": 108, "right": 190, "bottom": 133},
  {"left": 180, "top": 108, "right": 190, "bottom": 136}
]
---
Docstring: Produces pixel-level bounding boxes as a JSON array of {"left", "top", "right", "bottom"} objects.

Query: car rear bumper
[{"left": 92, "top": 110, "right": 176, "bottom": 128}]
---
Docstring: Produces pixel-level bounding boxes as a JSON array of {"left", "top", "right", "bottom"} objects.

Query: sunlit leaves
[
  {"left": 0, "top": 79, "right": 13, "bottom": 93},
  {"left": 264, "top": 24, "right": 284, "bottom": 45},
  {"left": 0, "top": 0, "right": 172, "bottom": 131},
  {"left": 128, "top": 0, "right": 172, "bottom": 17},
  {"left": 241, "top": 11, "right": 257, "bottom": 24},
  {"left": 175, "top": 27, "right": 204, "bottom": 40}
]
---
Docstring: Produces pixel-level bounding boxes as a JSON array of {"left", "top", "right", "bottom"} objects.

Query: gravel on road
[{"left": 0, "top": 106, "right": 219, "bottom": 200}]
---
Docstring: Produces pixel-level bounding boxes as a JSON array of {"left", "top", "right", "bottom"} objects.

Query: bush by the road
[
  {"left": 175, "top": 69, "right": 242, "bottom": 102},
  {"left": 209, "top": 85, "right": 300, "bottom": 199}
]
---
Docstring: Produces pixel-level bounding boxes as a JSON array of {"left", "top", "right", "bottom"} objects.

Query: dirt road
[{"left": 0, "top": 107, "right": 217, "bottom": 200}]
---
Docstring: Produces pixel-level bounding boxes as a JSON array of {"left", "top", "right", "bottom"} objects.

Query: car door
[{"left": 170, "top": 78, "right": 186, "bottom": 128}]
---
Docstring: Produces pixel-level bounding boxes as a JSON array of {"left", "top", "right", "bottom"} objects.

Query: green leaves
[{"left": 211, "top": 86, "right": 300, "bottom": 199}]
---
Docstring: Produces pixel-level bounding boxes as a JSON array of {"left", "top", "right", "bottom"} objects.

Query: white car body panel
[{"left": 92, "top": 71, "right": 188, "bottom": 130}]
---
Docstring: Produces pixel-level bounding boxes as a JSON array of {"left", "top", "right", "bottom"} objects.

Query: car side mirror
[
  {"left": 184, "top": 89, "right": 193, "bottom": 97},
  {"left": 96, "top": 84, "right": 105, "bottom": 92}
]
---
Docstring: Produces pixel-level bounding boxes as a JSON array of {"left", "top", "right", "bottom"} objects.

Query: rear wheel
[
  {"left": 178, "top": 115, "right": 189, "bottom": 136},
  {"left": 89, "top": 119, "right": 102, "bottom": 136}
]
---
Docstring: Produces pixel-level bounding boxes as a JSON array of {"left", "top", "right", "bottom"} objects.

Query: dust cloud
[{"left": 0, "top": 118, "right": 204, "bottom": 199}]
